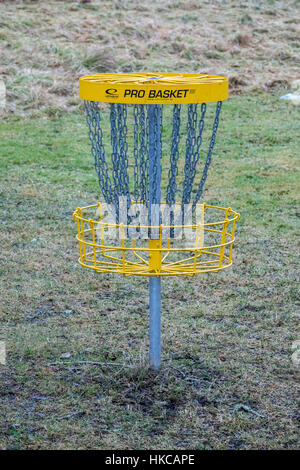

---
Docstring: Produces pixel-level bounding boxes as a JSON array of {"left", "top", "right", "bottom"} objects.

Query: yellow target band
[{"left": 79, "top": 72, "right": 228, "bottom": 104}]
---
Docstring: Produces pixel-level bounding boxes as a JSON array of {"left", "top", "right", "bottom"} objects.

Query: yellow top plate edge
[{"left": 79, "top": 73, "right": 228, "bottom": 104}]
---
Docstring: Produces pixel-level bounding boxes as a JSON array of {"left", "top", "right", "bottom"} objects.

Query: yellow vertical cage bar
[
  {"left": 76, "top": 217, "right": 83, "bottom": 264},
  {"left": 75, "top": 208, "right": 84, "bottom": 264},
  {"left": 193, "top": 203, "right": 204, "bottom": 270},
  {"left": 219, "top": 208, "right": 230, "bottom": 267},
  {"left": 89, "top": 219, "right": 97, "bottom": 270},
  {"left": 120, "top": 224, "right": 126, "bottom": 275},
  {"left": 228, "top": 217, "right": 236, "bottom": 264},
  {"left": 97, "top": 202, "right": 105, "bottom": 255},
  {"left": 78, "top": 207, "right": 86, "bottom": 260}
]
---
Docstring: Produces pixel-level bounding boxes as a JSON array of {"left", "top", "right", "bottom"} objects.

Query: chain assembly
[{"left": 84, "top": 100, "right": 222, "bottom": 227}]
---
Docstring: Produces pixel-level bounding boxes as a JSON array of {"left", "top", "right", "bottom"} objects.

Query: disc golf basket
[{"left": 73, "top": 73, "right": 240, "bottom": 370}]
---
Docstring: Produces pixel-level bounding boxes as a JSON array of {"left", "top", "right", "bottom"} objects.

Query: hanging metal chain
[
  {"left": 157, "top": 104, "right": 163, "bottom": 204},
  {"left": 84, "top": 100, "right": 114, "bottom": 205},
  {"left": 133, "top": 104, "right": 148, "bottom": 204},
  {"left": 184, "top": 103, "right": 207, "bottom": 204},
  {"left": 182, "top": 104, "right": 198, "bottom": 205},
  {"left": 147, "top": 104, "right": 162, "bottom": 238},
  {"left": 192, "top": 100, "right": 222, "bottom": 210},
  {"left": 159, "top": 104, "right": 163, "bottom": 198},
  {"left": 152, "top": 106, "right": 158, "bottom": 204},
  {"left": 166, "top": 104, "right": 181, "bottom": 206},
  {"left": 110, "top": 103, "right": 121, "bottom": 197},
  {"left": 148, "top": 104, "right": 162, "bottom": 205},
  {"left": 133, "top": 104, "right": 140, "bottom": 202},
  {"left": 117, "top": 104, "right": 130, "bottom": 198},
  {"left": 110, "top": 103, "right": 131, "bottom": 224},
  {"left": 166, "top": 104, "right": 181, "bottom": 237},
  {"left": 139, "top": 105, "right": 148, "bottom": 204}
]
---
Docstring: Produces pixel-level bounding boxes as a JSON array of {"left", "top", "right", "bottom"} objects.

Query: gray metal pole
[
  {"left": 149, "top": 276, "right": 161, "bottom": 369},
  {"left": 148, "top": 104, "right": 162, "bottom": 370}
]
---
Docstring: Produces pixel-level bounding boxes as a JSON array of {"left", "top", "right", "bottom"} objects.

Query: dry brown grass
[{"left": 0, "top": 0, "right": 299, "bottom": 115}]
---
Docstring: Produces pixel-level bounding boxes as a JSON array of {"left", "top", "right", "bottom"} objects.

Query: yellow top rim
[{"left": 79, "top": 72, "right": 228, "bottom": 104}]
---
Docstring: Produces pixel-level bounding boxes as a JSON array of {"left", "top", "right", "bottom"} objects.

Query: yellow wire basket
[{"left": 73, "top": 202, "right": 240, "bottom": 277}]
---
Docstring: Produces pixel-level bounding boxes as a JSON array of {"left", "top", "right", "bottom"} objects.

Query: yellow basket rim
[
  {"left": 79, "top": 72, "right": 228, "bottom": 104},
  {"left": 73, "top": 202, "right": 240, "bottom": 228}
]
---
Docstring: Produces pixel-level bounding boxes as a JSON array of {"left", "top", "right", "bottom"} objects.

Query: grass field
[{"left": 0, "top": 0, "right": 299, "bottom": 451}]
